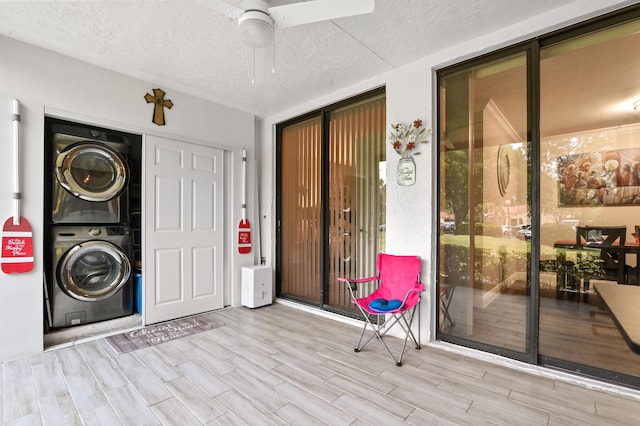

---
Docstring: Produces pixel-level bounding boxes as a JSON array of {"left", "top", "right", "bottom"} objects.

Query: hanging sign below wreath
[
  {"left": 388, "top": 119, "right": 431, "bottom": 186},
  {"left": 397, "top": 157, "right": 416, "bottom": 186}
]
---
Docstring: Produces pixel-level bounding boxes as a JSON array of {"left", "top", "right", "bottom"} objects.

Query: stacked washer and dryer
[{"left": 44, "top": 119, "right": 142, "bottom": 330}]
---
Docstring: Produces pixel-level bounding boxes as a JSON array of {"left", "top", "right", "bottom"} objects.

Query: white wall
[
  {"left": 260, "top": 0, "right": 638, "bottom": 343},
  {"left": 1, "top": 0, "right": 634, "bottom": 363},
  {"left": 0, "top": 36, "right": 258, "bottom": 361}
]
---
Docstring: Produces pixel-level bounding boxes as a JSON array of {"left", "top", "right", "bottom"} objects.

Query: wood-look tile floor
[
  {"left": 442, "top": 286, "right": 640, "bottom": 378},
  {"left": 3, "top": 303, "right": 640, "bottom": 425}
]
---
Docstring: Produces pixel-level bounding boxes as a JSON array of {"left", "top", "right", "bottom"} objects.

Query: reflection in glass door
[
  {"left": 438, "top": 10, "right": 640, "bottom": 387},
  {"left": 438, "top": 51, "right": 531, "bottom": 357},
  {"left": 538, "top": 19, "right": 640, "bottom": 381}
]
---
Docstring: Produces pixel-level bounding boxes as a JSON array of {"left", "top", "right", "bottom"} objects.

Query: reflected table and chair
[
  {"left": 553, "top": 226, "right": 640, "bottom": 290},
  {"left": 553, "top": 225, "right": 640, "bottom": 354},
  {"left": 574, "top": 226, "right": 628, "bottom": 284}
]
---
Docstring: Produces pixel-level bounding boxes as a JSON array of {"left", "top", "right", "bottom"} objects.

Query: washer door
[
  {"left": 57, "top": 240, "right": 131, "bottom": 301},
  {"left": 56, "top": 142, "right": 128, "bottom": 202}
]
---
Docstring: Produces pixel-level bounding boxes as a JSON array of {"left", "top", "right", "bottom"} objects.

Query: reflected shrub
[
  {"left": 540, "top": 223, "right": 575, "bottom": 247},
  {"left": 442, "top": 236, "right": 528, "bottom": 286}
]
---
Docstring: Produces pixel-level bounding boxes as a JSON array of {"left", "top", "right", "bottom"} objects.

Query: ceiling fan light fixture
[{"left": 238, "top": 10, "right": 274, "bottom": 48}]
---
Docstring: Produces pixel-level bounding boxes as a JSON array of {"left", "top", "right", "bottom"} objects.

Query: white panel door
[{"left": 144, "top": 135, "right": 224, "bottom": 324}]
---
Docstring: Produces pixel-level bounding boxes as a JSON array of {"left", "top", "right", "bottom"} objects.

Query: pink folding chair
[{"left": 338, "top": 253, "right": 424, "bottom": 366}]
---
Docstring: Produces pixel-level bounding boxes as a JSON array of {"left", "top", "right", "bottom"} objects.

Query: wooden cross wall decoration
[{"left": 144, "top": 88, "right": 173, "bottom": 126}]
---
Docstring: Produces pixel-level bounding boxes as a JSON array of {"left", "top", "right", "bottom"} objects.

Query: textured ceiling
[{"left": 0, "top": 0, "right": 580, "bottom": 117}]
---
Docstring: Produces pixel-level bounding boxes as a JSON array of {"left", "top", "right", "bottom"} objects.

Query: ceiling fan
[{"left": 200, "top": 0, "right": 375, "bottom": 83}]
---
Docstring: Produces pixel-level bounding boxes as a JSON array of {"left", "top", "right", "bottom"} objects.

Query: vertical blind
[
  {"left": 279, "top": 92, "right": 386, "bottom": 312},
  {"left": 327, "top": 95, "right": 386, "bottom": 310},
  {"left": 280, "top": 116, "right": 322, "bottom": 301}
]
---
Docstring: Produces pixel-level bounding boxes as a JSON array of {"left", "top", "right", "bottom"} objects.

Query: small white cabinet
[{"left": 241, "top": 265, "right": 272, "bottom": 308}]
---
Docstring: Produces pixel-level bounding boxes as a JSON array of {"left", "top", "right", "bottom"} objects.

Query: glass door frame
[
  {"left": 436, "top": 5, "right": 640, "bottom": 388},
  {"left": 436, "top": 41, "right": 539, "bottom": 365},
  {"left": 535, "top": 7, "right": 640, "bottom": 388},
  {"left": 275, "top": 87, "right": 386, "bottom": 317}
]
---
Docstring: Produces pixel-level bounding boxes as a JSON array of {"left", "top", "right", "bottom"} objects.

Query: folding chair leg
[
  {"left": 354, "top": 317, "right": 403, "bottom": 366},
  {"left": 441, "top": 306, "right": 455, "bottom": 329},
  {"left": 391, "top": 306, "right": 420, "bottom": 366},
  {"left": 353, "top": 304, "right": 420, "bottom": 366},
  {"left": 353, "top": 313, "right": 384, "bottom": 354},
  {"left": 440, "top": 287, "right": 455, "bottom": 329}
]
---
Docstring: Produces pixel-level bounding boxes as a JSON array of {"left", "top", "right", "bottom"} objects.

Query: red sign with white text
[
  {"left": 238, "top": 219, "right": 252, "bottom": 254},
  {"left": 2, "top": 217, "right": 34, "bottom": 274}
]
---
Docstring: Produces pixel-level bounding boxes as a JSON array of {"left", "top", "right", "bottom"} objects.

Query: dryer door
[
  {"left": 57, "top": 240, "right": 131, "bottom": 301},
  {"left": 56, "top": 142, "right": 128, "bottom": 202}
]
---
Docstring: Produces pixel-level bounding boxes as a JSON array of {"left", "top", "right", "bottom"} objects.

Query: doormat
[{"left": 106, "top": 313, "right": 224, "bottom": 354}]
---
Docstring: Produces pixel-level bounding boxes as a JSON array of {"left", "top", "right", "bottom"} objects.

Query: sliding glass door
[
  {"left": 326, "top": 97, "right": 386, "bottom": 312},
  {"left": 538, "top": 18, "right": 640, "bottom": 382},
  {"left": 277, "top": 90, "right": 386, "bottom": 314},
  {"left": 438, "top": 49, "right": 532, "bottom": 359},
  {"left": 279, "top": 116, "right": 322, "bottom": 303},
  {"left": 438, "top": 8, "right": 640, "bottom": 387}
]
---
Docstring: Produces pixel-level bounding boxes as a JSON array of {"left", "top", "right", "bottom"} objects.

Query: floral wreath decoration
[{"left": 388, "top": 119, "right": 432, "bottom": 158}]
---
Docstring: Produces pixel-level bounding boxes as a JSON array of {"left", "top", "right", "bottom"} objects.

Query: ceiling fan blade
[
  {"left": 239, "top": 0, "right": 270, "bottom": 10},
  {"left": 246, "top": 45, "right": 268, "bottom": 84},
  {"left": 195, "top": 0, "right": 245, "bottom": 19},
  {"left": 269, "top": 0, "right": 374, "bottom": 28}
]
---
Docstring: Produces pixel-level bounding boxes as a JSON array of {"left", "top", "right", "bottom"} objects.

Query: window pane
[
  {"left": 439, "top": 53, "right": 530, "bottom": 352},
  {"left": 278, "top": 91, "right": 386, "bottom": 312},
  {"left": 327, "top": 95, "right": 386, "bottom": 312},
  {"left": 539, "top": 19, "right": 640, "bottom": 377},
  {"left": 280, "top": 117, "right": 322, "bottom": 302}
]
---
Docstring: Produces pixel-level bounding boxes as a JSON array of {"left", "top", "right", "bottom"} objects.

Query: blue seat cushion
[{"left": 369, "top": 298, "right": 402, "bottom": 312}]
